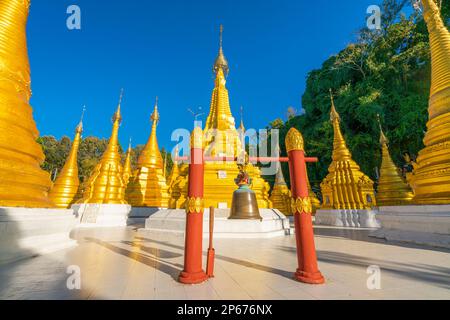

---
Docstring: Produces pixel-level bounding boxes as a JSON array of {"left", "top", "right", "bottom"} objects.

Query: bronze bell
[{"left": 229, "top": 186, "right": 262, "bottom": 220}]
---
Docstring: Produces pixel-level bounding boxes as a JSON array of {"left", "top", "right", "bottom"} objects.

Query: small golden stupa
[
  {"left": 123, "top": 139, "right": 133, "bottom": 186},
  {"left": 79, "top": 94, "right": 127, "bottom": 204},
  {"left": 48, "top": 120, "right": 83, "bottom": 209},
  {"left": 306, "top": 171, "right": 322, "bottom": 214},
  {"left": 169, "top": 25, "right": 271, "bottom": 209},
  {"left": 269, "top": 163, "right": 292, "bottom": 215},
  {"left": 167, "top": 147, "right": 188, "bottom": 208},
  {"left": 126, "top": 98, "right": 170, "bottom": 207},
  {"left": 320, "top": 91, "right": 376, "bottom": 209},
  {"left": 409, "top": 0, "right": 450, "bottom": 204},
  {"left": 376, "top": 116, "right": 414, "bottom": 206},
  {"left": 0, "top": 0, "right": 54, "bottom": 208}
]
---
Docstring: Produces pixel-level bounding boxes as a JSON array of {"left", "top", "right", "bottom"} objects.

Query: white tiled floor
[{"left": 0, "top": 225, "right": 449, "bottom": 300}]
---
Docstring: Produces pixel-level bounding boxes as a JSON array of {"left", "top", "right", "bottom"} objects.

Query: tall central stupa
[{"left": 169, "top": 26, "right": 271, "bottom": 209}]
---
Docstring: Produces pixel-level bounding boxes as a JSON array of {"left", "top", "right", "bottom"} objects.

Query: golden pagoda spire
[
  {"left": 270, "top": 163, "right": 292, "bottom": 215},
  {"left": 239, "top": 106, "right": 246, "bottom": 132},
  {"left": 137, "top": 97, "right": 163, "bottom": 168},
  {"left": 126, "top": 97, "right": 170, "bottom": 207},
  {"left": 0, "top": 0, "right": 54, "bottom": 208},
  {"left": 168, "top": 26, "right": 271, "bottom": 209},
  {"left": 123, "top": 138, "right": 133, "bottom": 186},
  {"left": 213, "top": 24, "right": 229, "bottom": 76},
  {"left": 49, "top": 112, "right": 84, "bottom": 208},
  {"left": 376, "top": 115, "right": 414, "bottom": 206},
  {"left": 79, "top": 91, "right": 127, "bottom": 204},
  {"left": 409, "top": 0, "right": 450, "bottom": 204},
  {"left": 320, "top": 90, "right": 376, "bottom": 210},
  {"left": 329, "top": 90, "right": 352, "bottom": 161}
]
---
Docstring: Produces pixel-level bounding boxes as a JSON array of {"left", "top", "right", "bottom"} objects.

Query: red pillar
[
  {"left": 179, "top": 127, "right": 209, "bottom": 285},
  {"left": 286, "top": 128, "right": 325, "bottom": 285}
]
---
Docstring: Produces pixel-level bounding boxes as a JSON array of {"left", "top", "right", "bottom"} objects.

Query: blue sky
[{"left": 28, "top": 0, "right": 383, "bottom": 150}]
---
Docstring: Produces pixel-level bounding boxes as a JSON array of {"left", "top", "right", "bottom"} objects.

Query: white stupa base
[
  {"left": 72, "top": 204, "right": 132, "bottom": 227},
  {"left": 142, "top": 209, "right": 291, "bottom": 239},
  {"left": 315, "top": 209, "right": 380, "bottom": 228},
  {"left": 0, "top": 207, "right": 78, "bottom": 265},
  {"left": 128, "top": 207, "right": 165, "bottom": 225},
  {"left": 370, "top": 205, "right": 450, "bottom": 249}
]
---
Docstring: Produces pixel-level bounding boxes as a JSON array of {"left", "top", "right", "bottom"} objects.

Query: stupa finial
[
  {"left": 213, "top": 24, "right": 229, "bottom": 76},
  {"left": 113, "top": 89, "right": 123, "bottom": 123},
  {"left": 377, "top": 114, "right": 389, "bottom": 145},
  {"left": 239, "top": 106, "right": 245, "bottom": 132},
  {"left": 151, "top": 96, "right": 160, "bottom": 123}
]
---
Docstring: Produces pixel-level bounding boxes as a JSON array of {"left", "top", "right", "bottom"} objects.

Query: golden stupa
[
  {"left": 48, "top": 120, "right": 83, "bottom": 209},
  {"left": 123, "top": 139, "right": 133, "bottom": 186},
  {"left": 269, "top": 163, "right": 292, "bottom": 215},
  {"left": 79, "top": 95, "right": 127, "bottom": 204},
  {"left": 409, "top": 0, "right": 450, "bottom": 204},
  {"left": 167, "top": 147, "right": 188, "bottom": 208},
  {"left": 376, "top": 116, "right": 414, "bottom": 206},
  {"left": 169, "top": 25, "right": 271, "bottom": 209},
  {"left": 0, "top": 0, "right": 54, "bottom": 208},
  {"left": 306, "top": 170, "right": 321, "bottom": 214},
  {"left": 320, "top": 91, "right": 376, "bottom": 209},
  {"left": 126, "top": 99, "right": 170, "bottom": 207}
]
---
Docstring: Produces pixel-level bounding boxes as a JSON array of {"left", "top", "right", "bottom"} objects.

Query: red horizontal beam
[{"left": 174, "top": 156, "right": 318, "bottom": 163}]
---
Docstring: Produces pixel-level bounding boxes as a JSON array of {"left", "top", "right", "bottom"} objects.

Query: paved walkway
[{"left": 0, "top": 225, "right": 449, "bottom": 300}]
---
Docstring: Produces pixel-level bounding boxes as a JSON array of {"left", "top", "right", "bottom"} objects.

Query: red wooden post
[
  {"left": 206, "top": 206, "right": 215, "bottom": 277},
  {"left": 286, "top": 128, "right": 325, "bottom": 285},
  {"left": 179, "top": 127, "right": 209, "bottom": 285}
]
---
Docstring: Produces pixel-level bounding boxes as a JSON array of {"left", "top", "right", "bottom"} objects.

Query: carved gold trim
[
  {"left": 285, "top": 128, "right": 304, "bottom": 152},
  {"left": 186, "top": 197, "right": 204, "bottom": 214},
  {"left": 190, "top": 127, "right": 204, "bottom": 149},
  {"left": 291, "top": 197, "right": 312, "bottom": 214}
]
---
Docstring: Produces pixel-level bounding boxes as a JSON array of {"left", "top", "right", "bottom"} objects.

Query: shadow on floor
[
  {"left": 277, "top": 246, "right": 450, "bottom": 289},
  {"left": 313, "top": 226, "right": 450, "bottom": 254},
  {"left": 84, "top": 237, "right": 182, "bottom": 281},
  {"left": 134, "top": 237, "right": 296, "bottom": 281}
]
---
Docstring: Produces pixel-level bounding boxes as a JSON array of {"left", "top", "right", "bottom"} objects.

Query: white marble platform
[
  {"left": 0, "top": 207, "right": 78, "bottom": 265},
  {"left": 2, "top": 226, "right": 450, "bottom": 300},
  {"left": 72, "top": 204, "right": 132, "bottom": 227},
  {"left": 370, "top": 205, "right": 450, "bottom": 249},
  {"left": 143, "top": 209, "right": 291, "bottom": 239},
  {"left": 315, "top": 209, "right": 380, "bottom": 229}
]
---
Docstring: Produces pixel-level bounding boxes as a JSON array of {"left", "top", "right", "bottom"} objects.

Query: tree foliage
[{"left": 269, "top": 0, "right": 450, "bottom": 189}]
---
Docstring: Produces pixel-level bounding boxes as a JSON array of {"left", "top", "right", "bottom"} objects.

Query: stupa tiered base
[
  {"left": 0, "top": 207, "right": 78, "bottom": 265},
  {"left": 143, "top": 208, "right": 290, "bottom": 239},
  {"left": 370, "top": 205, "right": 450, "bottom": 249},
  {"left": 72, "top": 204, "right": 131, "bottom": 227},
  {"left": 315, "top": 209, "right": 380, "bottom": 229}
]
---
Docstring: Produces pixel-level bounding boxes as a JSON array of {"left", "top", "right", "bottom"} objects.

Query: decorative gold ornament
[
  {"left": 0, "top": 0, "right": 54, "bottom": 208},
  {"left": 48, "top": 121, "right": 83, "bottom": 208},
  {"left": 320, "top": 91, "right": 376, "bottom": 210},
  {"left": 79, "top": 96, "right": 127, "bottom": 205},
  {"left": 376, "top": 116, "right": 414, "bottom": 206},
  {"left": 291, "top": 197, "right": 313, "bottom": 214},
  {"left": 409, "top": 0, "right": 450, "bottom": 204},
  {"left": 285, "top": 128, "right": 305, "bottom": 152},
  {"left": 126, "top": 98, "right": 170, "bottom": 207},
  {"left": 186, "top": 197, "right": 204, "bottom": 214}
]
